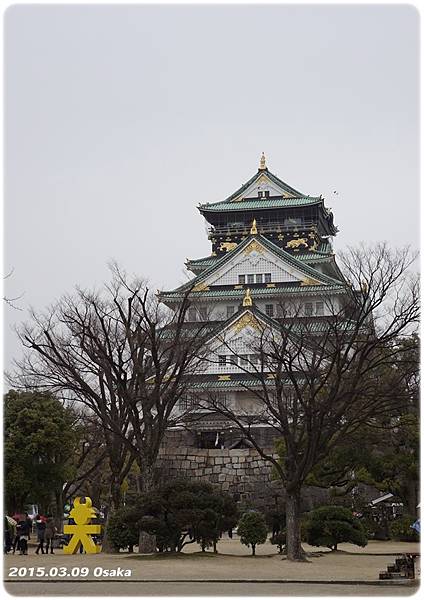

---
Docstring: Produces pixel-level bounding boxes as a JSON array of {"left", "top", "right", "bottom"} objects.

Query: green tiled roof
[
  {"left": 186, "top": 256, "right": 219, "bottom": 272},
  {"left": 289, "top": 318, "right": 358, "bottom": 334},
  {"left": 198, "top": 168, "right": 321, "bottom": 213},
  {"left": 187, "top": 242, "right": 334, "bottom": 272},
  {"left": 208, "top": 168, "right": 306, "bottom": 206},
  {"left": 296, "top": 253, "right": 334, "bottom": 264},
  {"left": 189, "top": 378, "right": 272, "bottom": 390},
  {"left": 160, "top": 283, "right": 346, "bottom": 302},
  {"left": 199, "top": 196, "right": 322, "bottom": 213},
  {"left": 163, "top": 234, "right": 345, "bottom": 299}
]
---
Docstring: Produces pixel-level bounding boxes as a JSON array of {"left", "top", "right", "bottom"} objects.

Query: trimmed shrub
[
  {"left": 237, "top": 511, "right": 268, "bottom": 556},
  {"left": 389, "top": 515, "right": 419, "bottom": 542},
  {"left": 106, "top": 506, "right": 140, "bottom": 552},
  {"left": 305, "top": 505, "right": 367, "bottom": 551},
  {"left": 136, "top": 480, "right": 238, "bottom": 552}
]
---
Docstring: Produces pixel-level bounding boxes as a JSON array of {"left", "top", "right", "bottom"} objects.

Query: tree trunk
[
  {"left": 138, "top": 460, "right": 157, "bottom": 554},
  {"left": 406, "top": 479, "right": 418, "bottom": 517},
  {"left": 102, "top": 477, "right": 123, "bottom": 553},
  {"left": 252, "top": 544, "right": 256, "bottom": 556},
  {"left": 285, "top": 489, "right": 306, "bottom": 561},
  {"left": 102, "top": 509, "right": 116, "bottom": 553},
  {"left": 54, "top": 490, "right": 63, "bottom": 533}
]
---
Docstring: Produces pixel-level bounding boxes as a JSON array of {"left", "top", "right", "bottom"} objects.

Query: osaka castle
[{"left": 159, "top": 154, "right": 349, "bottom": 450}]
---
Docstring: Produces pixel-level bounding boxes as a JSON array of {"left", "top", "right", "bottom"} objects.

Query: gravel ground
[{"left": 4, "top": 537, "right": 420, "bottom": 597}]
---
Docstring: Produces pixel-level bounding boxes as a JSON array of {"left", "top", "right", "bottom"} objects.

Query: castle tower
[{"left": 159, "top": 156, "right": 348, "bottom": 450}]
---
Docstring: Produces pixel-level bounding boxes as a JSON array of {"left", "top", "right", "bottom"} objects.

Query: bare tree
[
  {"left": 201, "top": 244, "right": 419, "bottom": 561},
  {"left": 61, "top": 414, "right": 109, "bottom": 526},
  {"left": 3, "top": 267, "right": 24, "bottom": 310},
  {"left": 9, "top": 265, "right": 209, "bottom": 552}
]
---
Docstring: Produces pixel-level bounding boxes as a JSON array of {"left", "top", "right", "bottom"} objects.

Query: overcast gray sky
[{"left": 4, "top": 4, "right": 420, "bottom": 369}]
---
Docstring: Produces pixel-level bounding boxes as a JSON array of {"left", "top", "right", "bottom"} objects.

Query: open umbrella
[{"left": 12, "top": 513, "right": 25, "bottom": 522}]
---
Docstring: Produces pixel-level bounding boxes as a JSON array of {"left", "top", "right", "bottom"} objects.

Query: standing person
[
  {"left": 17, "top": 519, "right": 31, "bottom": 555},
  {"left": 24, "top": 513, "right": 32, "bottom": 541},
  {"left": 44, "top": 515, "right": 57, "bottom": 554},
  {"left": 12, "top": 520, "right": 21, "bottom": 554},
  {"left": 4, "top": 517, "right": 13, "bottom": 553},
  {"left": 34, "top": 515, "right": 46, "bottom": 555}
]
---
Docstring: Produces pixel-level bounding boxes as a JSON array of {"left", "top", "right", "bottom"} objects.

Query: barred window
[
  {"left": 256, "top": 274, "right": 263, "bottom": 284},
  {"left": 227, "top": 305, "right": 235, "bottom": 318},
  {"left": 179, "top": 396, "right": 197, "bottom": 411},
  {"left": 264, "top": 273, "right": 272, "bottom": 283},
  {"left": 198, "top": 307, "right": 207, "bottom": 321},
  {"left": 265, "top": 304, "right": 274, "bottom": 317},
  {"left": 216, "top": 394, "right": 228, "bottom": 408},
  {"left": 316, "top": 301, "right": 324, "bottom": 316},
  {"left": 218, "top": 355, "right": 227, "bottom": 366},
  {"left": 304, "top": 302, "right": 313, "bottom": 316},
  {"left": 247, "top": 274, "right": 255, "bottom": 284},
  {"left": 238, "top": 275, "right": 246, "bottom": 284}
]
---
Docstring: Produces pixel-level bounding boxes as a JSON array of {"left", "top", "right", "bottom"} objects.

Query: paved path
[{"left": 5, "top": 581, "right": 419, "bottom": 596}]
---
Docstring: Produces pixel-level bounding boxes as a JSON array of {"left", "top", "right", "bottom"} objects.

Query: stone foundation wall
[
  {"left": 156, "top": 446, "right": 347, "bottom": 513},
  {"left": 157, "top": 447, "right": 276, "bottom": 508}
]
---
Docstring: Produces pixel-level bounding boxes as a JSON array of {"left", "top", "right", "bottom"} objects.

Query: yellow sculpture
[
  {"left": 250, "top": 219, "right": 258, "bottom": 235},
  {"left": 63, "top": 497, "right": 102, "bottom": 554},
  {"left": 259, "top": 152, "right": 267, "bottom": 170}
]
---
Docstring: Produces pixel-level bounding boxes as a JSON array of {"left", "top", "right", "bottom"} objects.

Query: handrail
[{"left": 209, "top": 220, "right": 317, "bottom": 237}]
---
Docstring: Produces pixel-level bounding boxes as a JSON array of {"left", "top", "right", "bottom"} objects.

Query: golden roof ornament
[
  {"left": 259, "top": 152, "right": 267, "bottom": 170},
  {"left": 250, "top": 219, "right": 258, "bottom": 235},
  {"left": 242, "top": 288, "right": 253, "bottom": 307}
]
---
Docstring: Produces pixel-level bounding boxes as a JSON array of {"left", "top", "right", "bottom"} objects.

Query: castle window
[
  {"left": 238, "top": 275, "right": 246, "bottom": 284},
  {"left": 188, "top": 307, "right": 197, "bottom": 321},
  {"left": 226, "top": 305, "right": 235, "bottom": 318},
  {"left": 304, "top": 302, "right": 313, "bottom": 316},
  {"left": 316, "top": 302, "right": 324, "bottom": 316},
  {"left": 217, "top": 394, "right": 228, "bottom": 408},
  {"left": 240, "top": 355, "right": 249, "bottom": 367},
  {"left": 179, "top": 396, "right": 197, "bottom": 411},
  {"left": 198, "top": 307, "right": 207, "bottom": 321},
  {"left": 264, "top": 273, "right": 272, "bottom": 283},
  {"left": 229, "top": 355, "right": 238, "bottom": 366},
  {"left": 265, "top": 304, "right": 274, "bottom": 317},
  {"left": 256, "top": 274, "right": 263, "bottom": 284},
  {"left": 247, "top": 274, "right": 254, "bottom": 284},
  {"left": 250, "top": 354, "right": 260, "bottom": 365},
  {"left": 218, "top": 355, "right": 227, "bottom": 366}
]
